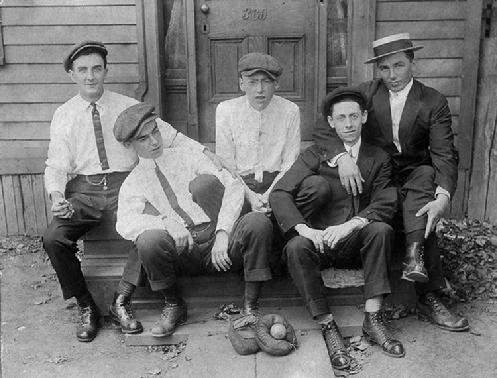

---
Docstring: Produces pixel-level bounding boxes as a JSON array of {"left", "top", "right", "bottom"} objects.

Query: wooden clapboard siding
[
  {"left": 0, "top": 1, "right": 140, "bottom": 184},
  {"left": 0, "top": 174, "right": 51, "bottom": 235}
]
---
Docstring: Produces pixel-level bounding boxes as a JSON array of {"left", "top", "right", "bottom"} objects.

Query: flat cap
[
  {"left": 238, "top": 52, "right": 283, "bottom": 80},
  {"left": 63, "top": 40, "right": 108, "bottom": 72},
  {"left": 114, "top": 102, "right": 159, "bottom": 143},
  {"left": 321, "top": 86, "right": 366, "bottom": 119}
]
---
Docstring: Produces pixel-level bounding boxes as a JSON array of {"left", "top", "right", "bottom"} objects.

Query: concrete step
[{"left": 123, "top": 305, "right": 365, "bottom": 346}]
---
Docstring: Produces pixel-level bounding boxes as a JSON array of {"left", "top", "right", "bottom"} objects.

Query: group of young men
[{"left": 43, "top": 33, "right": 468, "bottom": 375}]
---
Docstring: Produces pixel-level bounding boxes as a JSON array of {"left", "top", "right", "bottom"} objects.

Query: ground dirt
[{"left": 1, "top": 233, "right": 497, "bottom": 378}]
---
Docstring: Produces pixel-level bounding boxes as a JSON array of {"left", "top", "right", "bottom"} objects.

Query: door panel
[{"left": 194, "top": 0, "right": 324, "bottom": 143}]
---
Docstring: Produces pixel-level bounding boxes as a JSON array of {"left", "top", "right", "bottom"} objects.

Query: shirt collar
[
  {"left": 77, "top": 89, "right": 108, "bottom": 110},
  {"left": 344, "top": 137, "right": 361, "bottom": 159},
  {"left": 389, "top": 78, "right": 413, "bottom": 99},
  {"left": 244, "top": 95, "right": 276, "bottom": 114}
]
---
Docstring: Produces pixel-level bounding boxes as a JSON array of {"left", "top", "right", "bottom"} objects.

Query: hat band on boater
[{"left": 373, "top": 39, "right": 413, "bottom": 58}]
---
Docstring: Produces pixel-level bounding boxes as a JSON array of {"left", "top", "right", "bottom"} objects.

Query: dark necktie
[
  {"left": 91, "top": 103, "right": 110, "bottom": 170},
  {"left": 154, "top": 162, "right": 194, "bottom": 228}
]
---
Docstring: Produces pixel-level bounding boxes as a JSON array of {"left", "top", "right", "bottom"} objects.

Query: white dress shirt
[
  {"left": 215, "top": 94, "right": 301, "bottom": 196},
  {"left": 45, "top": 90, "right": 204, "bottom": 194},
  {"left": 116, "top": 147, "right": 244, "bottom": 242},
  {"left": 389, "top": 79, "right": 413, "bottom": 153}
]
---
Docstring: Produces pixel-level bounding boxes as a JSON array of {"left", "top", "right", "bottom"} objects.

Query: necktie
[
  {"left": 91, "top": 103, "right": 110, "bottom": 170},
  {"left": 154, "top": 162, "right": 194, "bottom": 228}
]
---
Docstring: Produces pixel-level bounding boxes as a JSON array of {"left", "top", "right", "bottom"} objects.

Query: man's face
[
  {"left": 239, "top": 71, "right": 278, "bottom": 111},
  {"left": 327, "top": 101, "right": 367, "bottom": 146},
  {"left": 70, "top": 53, "right": 107, "bottom": 102},
  {"left": 377, "top": 52, "right": 414, "bottom": 92},
  {"left": 128, "top": 120, "right": 163, "bottom": 160}
]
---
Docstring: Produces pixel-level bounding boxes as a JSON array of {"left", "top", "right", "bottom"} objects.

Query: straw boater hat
[{"left": 365, "top": 33, "right": 423, "bottom": 64}]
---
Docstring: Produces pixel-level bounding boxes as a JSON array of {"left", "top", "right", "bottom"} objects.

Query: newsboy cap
[
  {"left": 365, "top": 33, "right": 423, "bottom": 64},
  {"left": 321, "top": 86, "right": 366, "bottom": 119},
  {"left": 238, "top": 52, "right": 283, "bottom": 80},
  {"left": 63, "top": 40, "right": 108, "bottom": 72},
  {"left": 113, "top": 103, "right": 159, "bottom": 143}
]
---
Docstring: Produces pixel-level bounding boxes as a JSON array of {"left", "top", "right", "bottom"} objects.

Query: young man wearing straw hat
[{"left": 314, "top": 33, "right": 468, "bottom": 332}]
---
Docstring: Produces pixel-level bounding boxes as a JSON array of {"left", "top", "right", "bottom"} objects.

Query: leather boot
[
  {"left": 363, "top": 312, "right": 405, "bottom": 358},
  {"left": 151, "top": 299, "right": 187, "bottom": 338},
  {"left": 242, "top": 281, "right": 262, "bottom": 316},
  {"left": 76, "top": 294, "right": 100, "bottom": 342},
  {"left": 417, "top": 292, "right": 469, "bottom": 331},
  {"left": 402, "top": 242, "right": 429, "bottom": 283},
  {"left": 109, "top": 292, "right": 143, "bottom": 334},
  {"left": 321, "top": 320, "right": 353, "bottom": 376}
]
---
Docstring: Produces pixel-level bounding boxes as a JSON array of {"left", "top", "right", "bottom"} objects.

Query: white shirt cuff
[
  {"left": 327, "top": 152, "right": 348, "bottom": 168},
  {"left": 435, "top": 186, "right": 451, "bottom": 200}
]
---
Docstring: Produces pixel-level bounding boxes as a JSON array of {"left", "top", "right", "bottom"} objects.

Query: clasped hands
[
  {"left": 294, "top": 220, "right": 362, "bottom": 253},
  {"left": 164, "top": 218, "right": 232, "bottom": 273},
  {"left": 50, "top": 192, "right": 74, "bottom": 219}
]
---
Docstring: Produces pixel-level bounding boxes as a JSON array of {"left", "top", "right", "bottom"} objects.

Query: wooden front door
[{"left": 193, "top": 0, "right": 326, "bottom": 143}]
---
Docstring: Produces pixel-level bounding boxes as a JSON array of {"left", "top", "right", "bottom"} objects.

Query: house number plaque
[{"left": 242, "top": 8, "right": 267, "bottom": 21}]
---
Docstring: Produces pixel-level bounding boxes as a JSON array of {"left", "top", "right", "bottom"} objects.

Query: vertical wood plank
[
  {"left": 349, "top": 0, "right": 376, "bottom": 84},
  {"left": 185, "top": 0, "right": 199, "bottom": 140},
  {"left": 316, "top": 0, "right": 328, "bottom": 116},
  {"left": 32, "top": 174, "right": 48, "bottom": 234},
  {"left": 20, "top": 175, "right": 37, "bottom": 235},
  {"left": 12, "top": 175, "right": 26, "bottom": 235},
  {"left": 2, "top": 175, "right": 19, "bottom": 235},
  {"left": 0, "top": 177, "right": 8, "bottom": 236},
  {"left": 134, "top": 0, "right": 148, "bottom": 101}
]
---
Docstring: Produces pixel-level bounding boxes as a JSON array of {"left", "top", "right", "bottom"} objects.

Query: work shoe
[
  {"left": 321, "top": 320, "right": 353, "bottom": 376},
  {"left": 417, "top": 292, "right": 469, "bottom": 332},
  {"left": 401, "top": 242, "right": 429, "bottom": 283},
  {"left": 242, "top": 281, "right": 262, "bottom": 316},
  {"left": 151, "top": 300, "right": 187, "bottom": 337},
  {"left": 76, "top": 298, "right": 100, "bottom": 342},
  {"left": 109, "top": 293, "right": 143, "bottom": 334},
  {"left": 362, "top": 312, "right": 405, "bottom": 358}
]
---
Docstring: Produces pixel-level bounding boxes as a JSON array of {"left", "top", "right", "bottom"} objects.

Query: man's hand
[
  {"left": 337, "top": 153, "right": 364, "bottom": 196},
  {"left": 248, "top": 190, "right": 270, "bottom": 214},
  {"left": 50, "top": 191, "right": 73, "bottom": 219},
  {"left": 211, "top": 230, "right": 231, "bottom": 272},
  {"left": 416, "top": 194, "right": 450, "bottom": 239},
  {"left": 323, "top": 219, "right": 361, "bottom": 250},
  {"left": 163, "top": 219, "right": 194, "bottom": 253},
  {"left": 203, "top": 149, "right": 238, "bottom": 178},
  {"left": 294, "top": 224, "right": 325, "bottom": 253}
]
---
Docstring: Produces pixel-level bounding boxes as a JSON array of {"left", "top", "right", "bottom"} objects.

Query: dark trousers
[
  {"left": 133, "top": 175, "right": 274, "bottom": 291},
  {"left": 285, "top": 223, "right": 393, "bottom": 318},
  {"left": 282, "top": 175, "right": 393, "bottom": 318},
  {"left": 42, "top": 172, "right": 141, "bottom": 300},
  {"left": 394, "top": 164, "right": 445, "bottom": 293}
]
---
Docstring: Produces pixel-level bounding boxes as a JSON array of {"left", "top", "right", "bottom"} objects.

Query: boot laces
[
  {"left": 426, "top": 293, "right": 448, "bottom": 315},
  {"left": 369, "top": 312, "right": 389, "bottom": 342},
  {"left": 79, "top": 305, "right": 94, "bottom": 325},
  {"left": 322, "top": 321, "right": 344, "bottom": 350}
]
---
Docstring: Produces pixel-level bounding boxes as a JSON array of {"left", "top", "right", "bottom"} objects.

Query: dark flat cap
[
  {"left": 114, "top": 102, "right": 158, "bottom": 143},
  {"left": 321, "top": 86, "right": 366, "bottom": 119},
  {"left": 238, "top": 52, "right": 283, "bottom": 80},
  {"left": 63, "top": 40, "right": 108, "bottom": 72}
]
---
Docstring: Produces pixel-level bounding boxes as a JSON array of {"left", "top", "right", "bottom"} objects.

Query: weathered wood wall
[{"left": 0, "top": 0, "right": 139, "bottom": 235}]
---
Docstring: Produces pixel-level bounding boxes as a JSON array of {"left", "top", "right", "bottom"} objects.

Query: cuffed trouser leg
[
  {"left": 43, "top": 218, "right": 96, "bottom": 300},
  {"left": 284, "top": 235, "right": 330, "bottom": 318},
  {"left": 227, "top": 212, "right": 274, "bottom": 282},
  {"left": 121, "top": 245, "right": 144, "bottom": 286}
]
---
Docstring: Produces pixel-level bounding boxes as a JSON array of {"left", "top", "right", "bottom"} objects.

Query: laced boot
[
  {"left": 401, "top": 242, "right": 429, "bottom": 283},
  {"left": 152, "top": 288, "right": 187, "bottom": 337},
  {"left": 363, "top": 312, "right": 405, "bottom": 357},
  {"left": 242, "top": 281, "right": 263, "bottom": 316},
  {"left": 417, "top": 292, "right": 469, "bottom": 331},
  {"left": 321, "top": 319, "right": 353, "bottom": 376},
  {"left": 76, "top": 293, "right": 100, "bottom": 342},
  {"left": 109, "top": 292, "right": 143, "bottom": 334}
]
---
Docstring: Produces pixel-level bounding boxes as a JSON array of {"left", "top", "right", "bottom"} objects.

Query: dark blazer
[
  {"left": 313, "top": 79, "right": 458, "bottom": 196},
  {"left": 269, "top": 143, "right": 398, "bottom": 234}
]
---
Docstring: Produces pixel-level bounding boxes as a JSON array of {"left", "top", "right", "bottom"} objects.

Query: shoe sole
[
  {"left": 417, "top": 312, "right": 470, "bottom": 332},
  {"left": 363, "top": 330, "right": 406, "bottom": 358},
  {"left": 109, "top": 316, "right": 143, "bottom": 334},
  {"left": 151, "top": 314, "right": 187, "bottom": 338},
  {"left": 401, "top": 271, "right": 429, "bottom": 283}
]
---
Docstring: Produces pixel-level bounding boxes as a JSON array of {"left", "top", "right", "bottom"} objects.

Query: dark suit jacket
[
  {"left": 269, "top": 143, "right": 398, "bottom": 234},
  {"left": 313, "top": 79, "right": 458, "bottom": 196}
]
